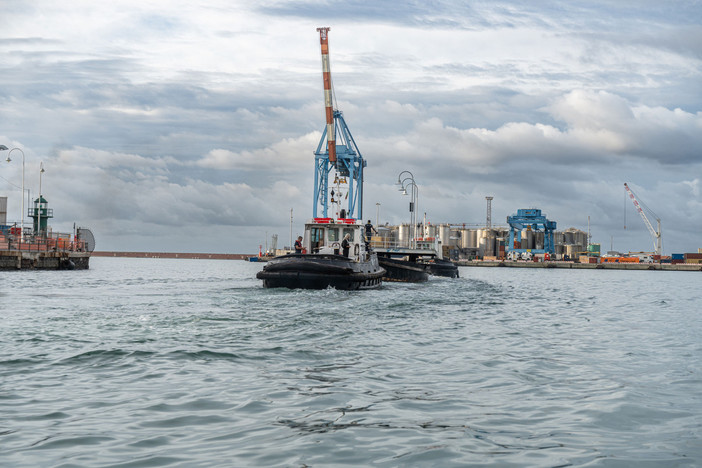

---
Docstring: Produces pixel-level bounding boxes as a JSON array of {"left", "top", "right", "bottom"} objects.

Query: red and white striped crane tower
[
  {"left": 312, "top": 27, "right": 366, "bottom": 220},
  {"left": 317, "top": 27, "right": 336, "bottom": 165}
]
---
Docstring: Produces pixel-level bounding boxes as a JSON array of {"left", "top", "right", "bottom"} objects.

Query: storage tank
[
  {"left": 554, "top": 232, "right": 565, "bottom": 245},
  {"left": 460, "top": 229, "right": 473, "bottom": 248},
  {"left": 438, "top": 224, "right": 451, "bottom": 246},
  {"left": 0, "top": 196, "right": 6, "bottom": 225},
  {"left": 535, "top": 232, "right": 544, "bottom": 250},
  {"left": 564, "top": 231, "right": 574, "bottom": 245},
  {"left": 522, "top": 229, "right": 535, "bottom": 250},
  {"left": 397, "top": 224, "right": 410, "bottom": 246},
  {"left": 576, "top": 231, "right": 588, "bottom": 246},
  {"left": 424, "top": 224, "right": 437, "bottom": 239},
  {"left": 469, "top": 229, "right": 478, "bottom": 248}
]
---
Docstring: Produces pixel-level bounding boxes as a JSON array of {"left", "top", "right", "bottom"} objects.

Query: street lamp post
[
  {"left": 401, "top": 181, "right": 418, "bottom": 248},
  {"left": 1, "top": 146, "right": 26, "bottom": 245},
  {"left": 397, "top": 171, "right": 418, "bottom": 249}
]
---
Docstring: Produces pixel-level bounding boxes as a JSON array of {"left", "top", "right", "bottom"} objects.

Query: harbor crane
[
  {"left": 313, "top": 27, "right": 366, "bottom": 220},
  {"left": 506, "top": 208, "right": 557, "bottom": 259},
  {"left": 624, "top": 183, "right": 662, "bottom": 256}
]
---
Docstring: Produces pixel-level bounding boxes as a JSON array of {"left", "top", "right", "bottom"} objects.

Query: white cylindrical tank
[
  {"left": 424, "top": 224, "right": 437, "bottom": 239},
  {"left": 437, "top": 224, "right": 451, "bottom": 246},
  {"left": 398, "top": 224, "right": 410, "bottom": 246}
]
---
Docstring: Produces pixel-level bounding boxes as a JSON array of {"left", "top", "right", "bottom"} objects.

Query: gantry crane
[
  {"left": 506, "top": 208, "right": 557, "bottom": 259},
  {"left": 624, "top": 183, "right": 662, "bottom": 255},
  {"left": 313, "top": 27, "right": 366, "bottom": 220}
]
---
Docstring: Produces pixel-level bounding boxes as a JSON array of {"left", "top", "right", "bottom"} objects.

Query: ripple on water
[{"left": 1, "top": 259, "right": 701, "bottom": 467}]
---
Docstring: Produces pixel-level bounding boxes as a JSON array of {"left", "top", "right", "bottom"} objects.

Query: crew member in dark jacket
[
  {"left": 364, "top": 220, "right": 377, "bottom": 247},
  {"left": 294, "top": 236, "right": 303, "bottom": 253},
  {"left": 341, "top": 234, "right": 351, "bottom": 257}
]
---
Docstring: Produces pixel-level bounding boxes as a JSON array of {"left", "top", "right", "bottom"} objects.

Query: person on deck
[
  {"left": 294, "top": 236, "right": 303, "bottom": 254},
  {"left": 364, "top": 220, "right": 377, "bottom": 248},
  {"left": 341, "top": 234, "right": 351, "bottom": 257}
]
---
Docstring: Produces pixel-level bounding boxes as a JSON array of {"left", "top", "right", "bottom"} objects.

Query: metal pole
[
  {"left": 375, "top": 202, "right": 380, "bottom": 228},
  {"left": 412, "top": 183, "right": 416, "bottom": 248},
  {"left": 38, "top": 162, "right": 44, "bottom": 237},
  {"left": 21, "top": 152, "right": 24, "bottom": 245}
]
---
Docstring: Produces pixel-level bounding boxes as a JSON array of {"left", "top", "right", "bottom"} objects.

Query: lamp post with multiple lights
[{"left": 396, "top": 171, "right": 418, "bottom": 249}]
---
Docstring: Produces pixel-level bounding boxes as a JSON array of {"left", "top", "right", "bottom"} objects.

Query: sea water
[{"left": 1, "top": 257, "right": 701, "bottom": 467}]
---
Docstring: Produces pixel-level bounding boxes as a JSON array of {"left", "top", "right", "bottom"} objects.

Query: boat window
[
  {"left": 310, "top": 227, "right": 324, "bottom": 249},
  {"left": 328, "top": 228, "right": 340, "bottom": 242},
  {"left": 343, "top": 228, "right": 354, "bottom": 241}
]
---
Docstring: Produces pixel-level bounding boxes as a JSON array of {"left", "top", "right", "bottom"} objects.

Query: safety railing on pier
[{"left": 0, "top": 229, "right": 88, "bottom": 253}]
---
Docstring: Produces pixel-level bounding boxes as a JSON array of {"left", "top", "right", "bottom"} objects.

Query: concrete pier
[{"left": 0, "top": 250, "right": 90, "bottom": 270}]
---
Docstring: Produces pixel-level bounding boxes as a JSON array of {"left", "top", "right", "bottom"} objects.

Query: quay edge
[
  {"left": 0, "top": 251, "right": 90, "bottom": 270},
  {"left": 457, "top": 260, "right": 702, "bottom": 271}
]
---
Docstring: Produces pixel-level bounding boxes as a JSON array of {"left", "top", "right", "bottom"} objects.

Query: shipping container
[
  {"left": 579, "top": 255, "right": 598, "bottom": 264},
  {"left": 671, "top": 254, "right": 684, "bottom": 260},
  {"left": 684, "top": 253, "right": 702, "bottom": 260}
]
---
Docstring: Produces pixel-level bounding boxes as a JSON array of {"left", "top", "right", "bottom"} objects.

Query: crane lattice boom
[{"left": 624, "top": 183, "right": 662, "bottom": 255}]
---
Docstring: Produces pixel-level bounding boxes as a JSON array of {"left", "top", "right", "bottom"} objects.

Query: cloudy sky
[{"left": 1, "top": 0, "right": 700, "bottom": 254}]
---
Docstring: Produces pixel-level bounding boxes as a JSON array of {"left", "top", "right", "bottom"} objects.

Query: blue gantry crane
[
  {"left": 313, "top": 109, "right": 366, "bottom": 219},
  {"left": 313, "top": 27, "right": 366, "bottom": 220},
  {"left": 506, "top": 208, "right": 557, "bottom": 259}
]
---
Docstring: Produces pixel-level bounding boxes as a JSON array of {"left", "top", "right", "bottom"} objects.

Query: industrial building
[{"left": 372, "top": 223, "right": 589, "bottom": 261}]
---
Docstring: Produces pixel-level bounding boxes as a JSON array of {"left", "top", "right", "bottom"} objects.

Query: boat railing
[
  {"left": 0, "top": 229, "right": 87, "bottom": 253},
  {"left": 370, "top": 237, "right": 441, "bottom": 252}
]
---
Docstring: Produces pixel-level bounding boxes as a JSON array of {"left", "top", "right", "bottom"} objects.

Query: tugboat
[
  {"left": 257, "top": 27, "right": 385, "bottom": 290},
  {"left": 375, "top": 231, "right": 458, "bottom": 280},
  {"left": 378, "top": 255, "right": 429, "bottom": 282},
  {"left": 257, "top": 218, "right": 385, "bottom": 290},
  {"left": 421, "top": 256, "right": 459, "bottom": 278}
]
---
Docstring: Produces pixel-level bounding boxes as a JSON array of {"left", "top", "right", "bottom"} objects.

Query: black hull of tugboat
[
  {"left": 423, "top": 258, "right": 460, "bottom": 278},
  {"left": 256, "top": 254, "right": 385, "bottom": 290},
  {"left": 378, "top": 257, "right": 429, "bottom": 283}
]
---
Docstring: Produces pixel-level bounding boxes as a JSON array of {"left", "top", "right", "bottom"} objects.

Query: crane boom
[
  {"left": 312, "top": 28, "right": 366, "bottom": 220},
  {"left": 317, "top": 27, "right": 336, "bottom": 164},
  {"left": 624, "top": 183, "right": 662, "bottom": 255}
]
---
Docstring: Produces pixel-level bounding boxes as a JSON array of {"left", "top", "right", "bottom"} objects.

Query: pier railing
[
  {"left": 0, "top": 229, "right": 87, "bottom": 253},
  {"left": 370, "top": 237, "right": 440, "bottom": 252}
]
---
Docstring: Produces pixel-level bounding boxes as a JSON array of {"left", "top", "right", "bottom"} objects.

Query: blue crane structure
[
  {"left": 506, "top": 208, "right": 557, "bottom": 256},
  {"left": 313, "top": 109, "right": 366, "bottom": 220}
]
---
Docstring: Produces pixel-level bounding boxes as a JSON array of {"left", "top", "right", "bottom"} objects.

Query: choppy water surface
[{"left": 1, "top": 258, "right": 701, "bottom": 467}]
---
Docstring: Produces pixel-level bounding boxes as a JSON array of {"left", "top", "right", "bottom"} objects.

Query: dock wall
[
  {"left": 457, "top": 260, "right": 702, "bottom": 271},
  {"left": 0, "top": 251, "right": 90, "bottom": 270}
]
